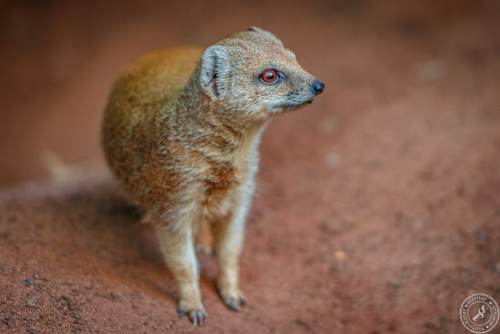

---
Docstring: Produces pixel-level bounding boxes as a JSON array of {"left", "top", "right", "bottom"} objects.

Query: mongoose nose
[{"left": 311, "top": 80, "right": 325, "bottom": 95}]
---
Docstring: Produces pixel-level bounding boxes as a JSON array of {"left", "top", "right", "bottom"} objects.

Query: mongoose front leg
[
  {"left": 156, "top": 220, "right": 206, "bottom": 325},
  {"left": 213, "top": 186, "right": 253, "bottom": 310}
]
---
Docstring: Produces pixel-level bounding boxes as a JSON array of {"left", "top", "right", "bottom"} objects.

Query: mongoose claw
[
  {"left": 221, "top": 292, "right": 246, "bottom": 311},
  {"left": 189, "top": 309, "right": 207, "bottom": 326},
  {"left": 176, "top": 307, "right": 186, "bottom": 318},
  {"left": 177, "top": 306, "right": 207, "bottom": 326}
]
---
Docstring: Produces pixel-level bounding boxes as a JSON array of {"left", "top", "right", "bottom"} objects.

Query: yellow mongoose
[{"left": 101, "top": 27, "right": 324, "bottom": 325}]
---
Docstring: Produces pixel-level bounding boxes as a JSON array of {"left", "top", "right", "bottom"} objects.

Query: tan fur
[{"left": 101, "top": 27, "right": 323, "bottom": 325}]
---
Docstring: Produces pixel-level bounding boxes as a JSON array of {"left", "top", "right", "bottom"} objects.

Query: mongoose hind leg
[
  {"left": 155, "top": 218, "right": 206, "bottom": 325},
  {"left": 195, "top": 220, "right": 213, "bottom": 255}
]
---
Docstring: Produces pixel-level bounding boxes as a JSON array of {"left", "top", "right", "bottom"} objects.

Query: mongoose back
[{"left": 101, "top": 27, "right": 324, "bottom": 325}]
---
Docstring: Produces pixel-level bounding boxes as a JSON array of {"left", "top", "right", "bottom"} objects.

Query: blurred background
[
  {"left": 1, "top": 0, "right": 498, "bottom": 187},
  {"left": 0, "top": 1, "right": 499, "bottom": 333}
]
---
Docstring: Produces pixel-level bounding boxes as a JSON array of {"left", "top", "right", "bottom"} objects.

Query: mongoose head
[{"left": 199, "top": 27, "right": 324, "bottom": 122}]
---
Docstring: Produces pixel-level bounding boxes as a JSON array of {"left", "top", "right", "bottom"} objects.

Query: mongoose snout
[
  {"left": 311, "top": 79, "right": 325, "bottom": 95},
  {"left": 101, "top": 26, "right": 324, "bottom": 325}
]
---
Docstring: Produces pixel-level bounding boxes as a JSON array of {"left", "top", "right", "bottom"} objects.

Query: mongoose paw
[
  {"left": 177, "top": 305, "right": 207, "bottom": 326},
  {"left": 220, "top": 290, "right": 246, "bottom": 311}
]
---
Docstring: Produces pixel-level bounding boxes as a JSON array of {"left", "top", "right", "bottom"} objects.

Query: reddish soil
[{"left": 1, "top": 1, "right": 499, "bottom": 333}]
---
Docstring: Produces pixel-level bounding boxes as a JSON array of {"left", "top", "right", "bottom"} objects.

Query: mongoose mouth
[{"left": 271, "top": 98, "right": 315, "bottom": 113}]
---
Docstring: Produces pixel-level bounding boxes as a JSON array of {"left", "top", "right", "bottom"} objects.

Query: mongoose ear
[
  {"left": 248, "top": 26, "right": 270, "bottom": 34},
  {"left": 200, "top": 45, "right": 231, "bottom": 100}
]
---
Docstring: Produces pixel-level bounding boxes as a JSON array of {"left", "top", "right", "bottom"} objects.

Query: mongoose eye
[{"left": 259, "top": 69, "right": 280, "bottom": 85}]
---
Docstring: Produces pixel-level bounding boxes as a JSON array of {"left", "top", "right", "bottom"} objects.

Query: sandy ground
[{"left": 1, "top": 1, "right": 499, "bottom": 333}]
